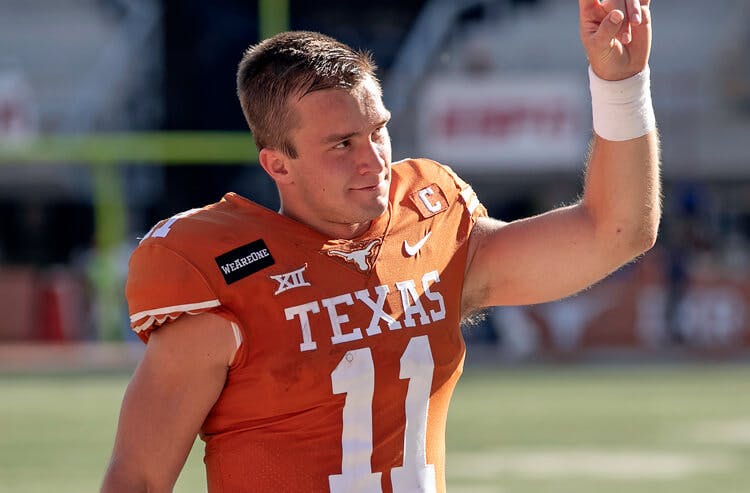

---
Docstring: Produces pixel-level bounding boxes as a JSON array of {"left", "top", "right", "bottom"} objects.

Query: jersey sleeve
[
  {"left": 441, "top": 162, "right": 488, "bottom": 226},
  {"left": 406, "top": 158, "right": 488, "bottom": 229},
  {"left": 125, "top": 242, "right": 220, "bottom": 342}
]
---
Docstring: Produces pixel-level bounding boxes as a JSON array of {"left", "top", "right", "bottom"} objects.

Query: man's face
[{"left": 280, "top": 76, "right": 392, "bottom": 238}]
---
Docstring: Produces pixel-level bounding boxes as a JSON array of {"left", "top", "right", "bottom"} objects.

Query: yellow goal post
[
  {"left": 0, "top": 132, "right": 258, "bottom": 339},
  {"left": 0, "top": 0, "right": 286, "bottom": 339}
]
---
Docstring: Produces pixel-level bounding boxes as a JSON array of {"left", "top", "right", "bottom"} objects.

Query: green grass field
[{"left": 1, "top": 364, "right": 749, "bottom": 492}]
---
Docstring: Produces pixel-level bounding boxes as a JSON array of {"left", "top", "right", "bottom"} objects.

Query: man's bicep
[
  {"left": 463, "top": 205, "right": 631, "bottom": 309},
  {"left": 102, "top": 313, "right": 234, "bottom": 492}
]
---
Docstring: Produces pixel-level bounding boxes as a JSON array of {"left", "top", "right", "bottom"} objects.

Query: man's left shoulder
[
  {"left": 392, "top": 157, "right": 475, "bottom": 193},
  {"left": 390, "top": 158, "right": 486, "bottom": 222},
  {"left": 393, "top": 157, "right": 454, "bottom": 180}
]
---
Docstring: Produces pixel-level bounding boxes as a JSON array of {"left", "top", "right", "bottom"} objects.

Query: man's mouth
[{"left": 352, "top": 181, "right": 386, "bottom": 192}]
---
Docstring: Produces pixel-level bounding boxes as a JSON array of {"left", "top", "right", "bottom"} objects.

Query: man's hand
[{"left": 579, "top": 0, "right": 652, "bottom": 81}]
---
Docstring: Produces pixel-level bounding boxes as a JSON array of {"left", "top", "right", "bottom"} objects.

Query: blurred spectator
[{"left": 661, "top": 183, "right": 718, "bottom": 344}]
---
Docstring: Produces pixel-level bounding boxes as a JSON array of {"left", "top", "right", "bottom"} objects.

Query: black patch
[{"left": 215, "top": 239, "right": 275, "bottom": 284}]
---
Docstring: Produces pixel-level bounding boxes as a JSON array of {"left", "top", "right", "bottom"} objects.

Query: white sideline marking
[
  {"left": 448, "top": 448, "right": 736, "bottom": 480},
  {"left": 690, "top": 419, "right": 750, "bottom": 445},
  {"left": 449, "top": 487, "right": 505, "bottom": 493}
]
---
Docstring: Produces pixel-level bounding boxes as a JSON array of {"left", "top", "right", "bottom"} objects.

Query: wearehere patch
[{"left": 215, "top": 239, "right": 275, "bottom": 284}]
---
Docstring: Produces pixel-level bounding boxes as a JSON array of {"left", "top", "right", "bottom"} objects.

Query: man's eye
[{"left": 334, "top": 140, "right": 350, "bottom": 149}]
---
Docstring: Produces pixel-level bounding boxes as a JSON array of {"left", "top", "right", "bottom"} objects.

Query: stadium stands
[{"left": 0, "top": 0, "right": 749, "bottom": 359}]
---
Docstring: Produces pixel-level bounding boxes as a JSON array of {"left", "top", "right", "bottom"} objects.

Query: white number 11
[{"left": 329, "top": 335, "right": 437, "bottom": 493}]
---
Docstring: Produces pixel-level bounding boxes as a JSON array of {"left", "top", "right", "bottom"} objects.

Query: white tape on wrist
[{"left": 589, "top": 65, "right": 656, "bottom": 141}]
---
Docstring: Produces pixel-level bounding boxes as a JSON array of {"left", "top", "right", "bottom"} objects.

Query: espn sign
[{"left": 417, "top": 73, "right": 587, "bottom": 170}]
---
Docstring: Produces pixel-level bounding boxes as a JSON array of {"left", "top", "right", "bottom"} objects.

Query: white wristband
[{"left": 589, "top": 65, "right": 656, "bottom": 141}]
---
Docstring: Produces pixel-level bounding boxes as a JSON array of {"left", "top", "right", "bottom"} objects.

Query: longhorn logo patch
[{"left": 326, "top": 239, "right": 381, "bottom": 272}]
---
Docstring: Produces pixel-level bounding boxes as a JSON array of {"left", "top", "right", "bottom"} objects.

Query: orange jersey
[{"left": 126, "top": 158, "right": 487, "bottom": 493}]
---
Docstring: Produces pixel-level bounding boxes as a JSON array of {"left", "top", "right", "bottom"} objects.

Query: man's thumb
[{"left": 597, "top": 9, "right": 625, "bottom": 44}]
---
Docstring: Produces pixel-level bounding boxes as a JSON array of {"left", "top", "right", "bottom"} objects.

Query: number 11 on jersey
[{"left": 329, "top": 336, "right": 437, "bottom": 493}]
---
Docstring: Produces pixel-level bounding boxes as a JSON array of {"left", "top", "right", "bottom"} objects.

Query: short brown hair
[{"left": 237, "top": 31, "right": 379, "bottom": 158}]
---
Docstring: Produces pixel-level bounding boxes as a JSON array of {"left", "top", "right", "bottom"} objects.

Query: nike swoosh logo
[{"left": 403, "top": 231, "right": 431, "bottom": 257}]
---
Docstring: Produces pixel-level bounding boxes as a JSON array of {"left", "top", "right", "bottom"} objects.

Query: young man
[{"left": 101, "top": 1, "right": 660, "bottom": 492}]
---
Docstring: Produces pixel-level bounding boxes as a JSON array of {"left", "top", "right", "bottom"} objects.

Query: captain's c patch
[{"left": 410, "top": 184, "right": 448, "bottom": 219}]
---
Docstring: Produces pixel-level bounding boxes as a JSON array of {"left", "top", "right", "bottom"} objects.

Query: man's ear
[{"left": 258, "top": 148, "right": 294, "bottom": 185}]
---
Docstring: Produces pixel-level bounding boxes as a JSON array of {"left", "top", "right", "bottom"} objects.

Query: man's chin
[{"left": 356, "top": 200, "right": 388, "bottom": 223}]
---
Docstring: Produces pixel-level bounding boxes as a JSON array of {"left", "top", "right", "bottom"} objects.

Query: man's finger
[
  {"left": 626, "top": 0, "right": 642, "bottom": 25},
  {"left": 641, "top": 4, "right": 651, "bottom": 24},
  {"left": 602, "top": 0, "right": 633, "bottom": 44},
  {"left": 595, "top": 8, "right": 626, "bottom": 47}
]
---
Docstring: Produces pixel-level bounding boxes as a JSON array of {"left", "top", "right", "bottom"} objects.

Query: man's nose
[{"left": 357, "top": 141, "right": 386, "bottom": 175}]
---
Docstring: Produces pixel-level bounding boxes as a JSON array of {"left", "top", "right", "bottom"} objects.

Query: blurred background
[
  {"left": 1, "top": 0, "right": 748, "bottom": 361},
  {"left": 1, "top": 1, "right": 749, "bottom": 492}
]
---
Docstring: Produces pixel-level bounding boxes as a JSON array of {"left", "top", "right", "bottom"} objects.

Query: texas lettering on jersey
[
  {"left": 285, "top": 270, "right": 446, "bottom": 352},
  {"left": 125, "top": 158, "right": 486, "bottom": 493}
]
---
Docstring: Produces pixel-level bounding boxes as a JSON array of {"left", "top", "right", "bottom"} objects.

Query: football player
[{"left": 101, "top": 1, "right": 659, "bottom": 492}]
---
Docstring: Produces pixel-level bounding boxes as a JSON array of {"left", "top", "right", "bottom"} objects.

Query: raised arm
[
  {"left": 100, "top": 312, "right": 237, "bottom": 493},
  {"left": 462, "top": 0, "right": 660, "bottom": 311}
]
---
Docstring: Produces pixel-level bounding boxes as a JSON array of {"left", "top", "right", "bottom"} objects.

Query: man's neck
[{"left": 278, "top": 207, "right": 372, "bottom": 240}]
